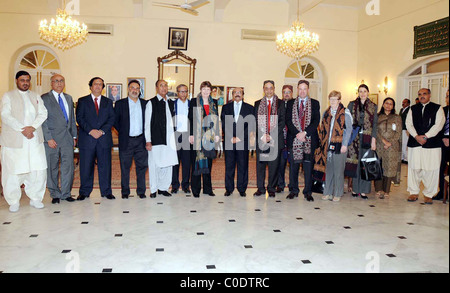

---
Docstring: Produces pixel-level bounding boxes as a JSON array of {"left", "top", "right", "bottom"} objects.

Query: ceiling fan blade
[
  {"left": 187, "top": 0, "right": 210, "bottom": 9},
  {"left": 152, "top": 2, "right": 181, "bottom": 8},
  {"left": 182, "top": 8, "right": 199, "bottom": 16}
]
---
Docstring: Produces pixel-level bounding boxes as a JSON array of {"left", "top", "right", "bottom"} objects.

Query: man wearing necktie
[
  {"left": 221, "top": 87, "right": 255, "bottom": 197},
  {"left": 41, "top": 74, "right": 77, "bottom": 204},
  {"left": 76, "top": 77, "right": 116, "bottom": 200},
  {"left": 406, "top": 88, "right": 445, "bottom": 204}
]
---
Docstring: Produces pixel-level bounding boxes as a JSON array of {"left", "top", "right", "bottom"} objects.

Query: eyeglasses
[
  {"left": 178, "top": 91, "right": 188, "bottom": 93},
  {"left": 52, "top": 79, "right": 65, "bottom": 84}
]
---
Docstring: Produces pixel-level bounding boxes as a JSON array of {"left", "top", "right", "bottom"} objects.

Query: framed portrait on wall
[
  {"left": 369, "top": 93, "right": 379, "bottom": 105},
  {"left": 212, "top": 85, "right": 225, "bottom": 106},
  {"left": 127, "top": 77, "right": 146, "bottom": 99},
  {"left": 168, "top": 27, "right": 189, "bottom": 51},
  {"left": 106, "top": 83, "right": 122, "bottom": 102},
  {"left": 226, "top": 86, "right": 245, "bottom": 104}
]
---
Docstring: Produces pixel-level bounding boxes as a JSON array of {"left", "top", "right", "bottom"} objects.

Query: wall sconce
[{"left": 378, "top": 76, "right": 392, "bottom": 95}]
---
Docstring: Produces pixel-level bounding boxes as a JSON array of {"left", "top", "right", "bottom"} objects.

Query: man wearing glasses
[
  {"left": 41, "top": 74, "right": 78, "bottom": 204},
  {"left": 171, "top": 84, "right": 191, "bottom": 194}
]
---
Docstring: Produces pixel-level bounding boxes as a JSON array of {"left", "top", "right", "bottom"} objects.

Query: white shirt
[
  {"left": 176, "top": 98, "right": 189, "bottom": 133},
  {"left": 91, "top": 94, "right": 101, "bottom": 109},
  {"left": 234, "top": 100, "right": 242, "bottom": 123},
  {"left": 128, "top": 97, "right": 143, "bottom": 136},
  {"left": 52, "top": 90, "right": 69, "bottom": 118}
]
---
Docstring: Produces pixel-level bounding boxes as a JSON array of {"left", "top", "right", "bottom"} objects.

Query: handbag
[
  {"left": 360, "top": 150, "right": 383, "bottom": 181},
  {"left": 311, "top": 180, "right": 324, "bottom": 194}
]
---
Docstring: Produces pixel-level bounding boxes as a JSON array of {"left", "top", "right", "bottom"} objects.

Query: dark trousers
[
  {"left": 256, "top": 149, "right": 281, "bottom": 193},
  {"left": 277, "top": 149, "right": 289, "bottom": 189},
  {"left": 438, "top": 144, "right": 450, "bottom": 199},
  {"left": 289, "top": 149, "right": 315, "bottom": 196},
  {"left": 225, "top": 149, "right": 249, "bottom": 193},
  {"left": 79, "top": 144, "right": 112, "bottom": 197},
  {"left": 119, "top": 135, "right": 148, "bottom": 196},
  {"left": 191, "top": 153, "right": 213, "bottom": 195},
  {"left": 172, "top": 147, "right": 191, "bottom": 191}
]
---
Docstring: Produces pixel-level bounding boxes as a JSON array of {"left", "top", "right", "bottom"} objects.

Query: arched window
[
  {"left": 14, "top": 45, "right": 61, "bottom": 95},
  {"left": 284, "top": 58, "right": 324, "bottom": 107}
]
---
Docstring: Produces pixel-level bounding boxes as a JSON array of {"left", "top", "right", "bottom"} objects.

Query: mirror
[{"left": 158, "top": 51, "right": 196, "bottom": 99}]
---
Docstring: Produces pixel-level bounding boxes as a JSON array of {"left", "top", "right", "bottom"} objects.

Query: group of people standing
[{"left": 0, "top": 70, "right": 449, "bottom": 213}]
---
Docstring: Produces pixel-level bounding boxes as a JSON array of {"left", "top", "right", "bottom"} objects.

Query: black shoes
[
  {"left": 224, "top": 191, "right": 232, "bottom": 197},
  {"left": 102, "top": 194, "right": 116, "bottom": 200},
  {"left": 138, "top": 194, "right": 147, "bottom": 199},
  {"left": 77, "top": 195, "right": 89, "bottom": 201},
  {"left": 286, "top": 193, "right": 298, "bottom": 199},
  {"left": 158, "top": 190, "right": 172, "bottom": 197},
  {"left": 239, "top": 192, "right": 246, "bottom": 197},
  {"left": 253, "top": 190, "right": 264, "bottom": 197},
  {"left": 183, "top": 188, "right": 191, "bottom": 194},
  {"left": 305, "top": 193, "right": 314, "bottom": 202}
]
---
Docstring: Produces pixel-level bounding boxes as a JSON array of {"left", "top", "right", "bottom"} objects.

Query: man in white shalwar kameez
[
  {"left": 145, "top": 80, "right": 178, "bottom": 198},
  {"left": 0, "top": 71, "right": 48, "bottom": 212},
  {"left": 406, "top": 88, "right": 445, "bottom": 205}
]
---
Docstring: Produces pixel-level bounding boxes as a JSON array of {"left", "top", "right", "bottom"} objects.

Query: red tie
[
  {"left": 267, "top": 100, "right": 271, "bottom": 134},
  {"left": 299, "top": 100, "right": 305, "bottom": 131},
  {"left": 95, "top": 98, "right": 99, "bottom": 115}
]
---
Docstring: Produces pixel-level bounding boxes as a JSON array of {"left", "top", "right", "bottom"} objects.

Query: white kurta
[
  {"left": 405, "top": 104, "right": 445, "bottom": 197},
  {"left": 145, "top": 95, "right": 178, "bottom": 193},
  {"left": 1, "top": 90, "right": 48, "bottom": 206}
]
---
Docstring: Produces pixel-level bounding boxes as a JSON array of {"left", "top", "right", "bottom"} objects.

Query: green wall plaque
[{"left": 414, "top": 17, "right": 449, "bottom": 59}]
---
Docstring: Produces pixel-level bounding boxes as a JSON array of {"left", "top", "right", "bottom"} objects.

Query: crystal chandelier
[
  {"left": 39, "top": 3, "right": 88, "bottom": 51},
  {"left": 276, "top": 1, "right": 319, "bottom": 60}
]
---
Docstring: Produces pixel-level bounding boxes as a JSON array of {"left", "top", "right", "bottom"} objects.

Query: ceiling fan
[{"left": 153, "top": 0, "right": 210, "bottom": 16}]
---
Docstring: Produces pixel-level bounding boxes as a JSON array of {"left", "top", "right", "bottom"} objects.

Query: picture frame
[
  {"left": 168, "top": 27, "right": 189, "bottom": 51},
  {"left": 226, "top": 86, "right": 245, "bottom": 104},
  {"left": 369, "top": 93, "right": 379, "bottom": 105},
  {"left": 212, "top": 85, "right": 225, "bottom": 106},
  {"left": 127, "top": 77, "right": 146, "bottom": 99},
  {"left": 106, "top": 83, "right": 122, "bottom": 102}
]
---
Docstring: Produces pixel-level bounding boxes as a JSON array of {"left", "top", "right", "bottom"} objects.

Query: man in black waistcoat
[
  {"left": 399, "top": 98, "right": 411, "bottom": 164},
  {"left": 436, "top": 89, "right": 449, "bottom": 201},
  {"left": 406, "top": 88, "right": 445, "bottom": 204},
  {"left": 145, "top": 80, "right": 178, "bottom": 198}
]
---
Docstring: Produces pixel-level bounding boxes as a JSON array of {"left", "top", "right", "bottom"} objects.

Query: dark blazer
[
  {"left": 114, "top": 97, "right": 148, "bottom": 150},
  {"left": 41, "top": 91, "right": 77, "bottom": 146},
  {"left": 440, "top": 105, "right": 449, "bottom": 140},
  {"left": 188, "top": 97, "right": 220, "bottom": 137},
  {"left": 286, "top": 97, "right": 320, "bottom": 151},
  {"left": 76, "top": 95, "right": 115, "bottom": 149},
  {"left": 399, "top": 106, "right": 410, "bottom": 131},
  {"left": 221, "top": 101, "right": 255, "bottom": 151},
  {"left": 254, "top": 97, "right": 286, "bottom": 151}
]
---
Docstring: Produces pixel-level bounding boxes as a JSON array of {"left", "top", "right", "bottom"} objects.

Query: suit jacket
[
  {"left": 113, "top": 97, "right": 148, "bottom": 150},
  {"left": 41, "top": 91, "right": 77, "bottom": 148},
  {"left": 221, "top": 101, "right": 255, "bottom": 151},
  {"left": 286, "top": 97, "right": 320, "bottom": 151},
  {"left": 254, "top": 97, "right": 286, "bottom": 151},
  {"left": 399, "top": 106, "right": 410, "bottom": 131},
  {"left": 76, "top": 94, "right": 115, "bottom": 149},
  {"left": 440, "top": 105, "right": 449, "bottom": 140}
]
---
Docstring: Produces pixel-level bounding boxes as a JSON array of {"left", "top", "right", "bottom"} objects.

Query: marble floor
[{"left": 0, "top": 168, "right": 448, "bottom": 274}]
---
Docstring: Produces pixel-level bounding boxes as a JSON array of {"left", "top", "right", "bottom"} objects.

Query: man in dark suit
[
  {"left": 286, "top": 80, "right": 320, "bottom": 201},
  {"left": 114, "top": 80, "right": 148, "bottom": 199},
  {"left": 437, "top": 89, "right": 449, "bottom": 201},
  {"left": 41, "top": 74, "right": 77, "bottom": 204},
  {"left": 76, "top": 77, "right": 116, "bottom": 200},
  {"left": 221, "top": 87, "right": 255, "bottom": 197},
  {"left": 254, "top": 80, "right": 286, "bottom": 198},
  {"left": 399, "top": 98, "right": 411, "bottom": 164}
]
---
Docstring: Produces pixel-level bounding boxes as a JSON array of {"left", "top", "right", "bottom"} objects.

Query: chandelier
[
  {"left": 276, "top": 1, "right": 319, "bottom": 60},
  {"left": 39, "top": 4, "right": 88, "bottom": 51}
]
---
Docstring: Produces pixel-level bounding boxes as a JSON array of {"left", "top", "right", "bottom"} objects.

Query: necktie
[
  {"left": 267, "top": 100, "right": 271, "bottom": 134},
  {"left": 299, "top": 100, "right": 305, "bottom": 131},
  {"left": 94, "top": 98, "right": 99, "bottom": 115},
  {"left": 445, "top": 111, "right": 449, "bottom": 135},
  {"left": 58, "top": 94, "right": 69, "bottom": 124}
]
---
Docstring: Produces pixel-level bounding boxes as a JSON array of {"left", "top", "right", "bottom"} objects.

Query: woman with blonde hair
[{"left": 313, "top": 91, "right": 353, "bottom": 202}]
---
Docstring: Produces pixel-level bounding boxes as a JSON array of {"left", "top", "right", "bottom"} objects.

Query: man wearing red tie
[{"left": 76, "top": 77, "right": 116, "bottom": 200}]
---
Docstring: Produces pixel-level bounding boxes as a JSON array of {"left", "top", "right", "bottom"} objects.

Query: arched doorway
[
  {"left": 284, "top": 57, "right": 325, "bottom": 108},
  {"left": 13, "top": 45, "right": 61, "bottom": 95},
  {"left": 399, "top": 54, "right": 449, "bottom": 106}
]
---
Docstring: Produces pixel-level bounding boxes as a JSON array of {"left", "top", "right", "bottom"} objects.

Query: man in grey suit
[{"left": 42, "top": 74, "right": 77, "bottom": 204}]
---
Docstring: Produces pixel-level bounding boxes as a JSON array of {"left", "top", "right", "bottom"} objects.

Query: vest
[
  {"left": 149, "top": 96, "right": 174, "bottom": 146},
  {"left": 408, "top": 102, "right": 442, "bottom": 149}
]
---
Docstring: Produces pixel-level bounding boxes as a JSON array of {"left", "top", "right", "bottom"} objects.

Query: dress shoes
[
  {"left": 122, "top": 194, "right": 129, "bottom": 199},
  {"left": 64, "top": 197, "right": 76, "bottom": 202},
  {"left": 268, "top": 192, "right": 276, "bottom": 198},
  {"left": 102, "top": 194, "right": 116, "bottom": 200},
  {"left": 183, "top": 188, "right": 191, "bottom": 194},
  {"left": 207, "top": 192, "right": 216, "bottom": 197},
  {"left": 239, "top": 192, "right": 247, "bottom": 197},
  {"left": 253, "top": 190, "right": 264, "bottom": 197},
  {"left": 158, "top": 190, "right": 172, "bottom": 197},
  {"left": 305, "top": 193, "right": 314, "bottom": 202},
  {"left": 171, "top": 188, "right": 179, "bottom": 194},
  {"left": 77, "top": 195, "right": 88, "bottom": 201},
  {"left": 193, "top": 194, "right": 200, "bottom": 198},
  {"left": 138, "top": 194, "right": 147, "bottom": 199},
  {"left": 224, "top": 191, "right": 232, "bottom": 197},
  {"left": 276, "top": 187, "right": 284, "bottom": 193},
  {"left": 52, "top": 198, "right": 60, "bottom": 204},
  {"left": 150, "top": 192, "right": 157, "bottom": 198},
  {"left": 286, "top": 193, "right": 297, "bottom": 200}
]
